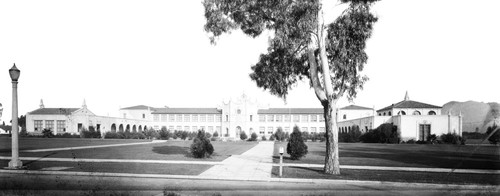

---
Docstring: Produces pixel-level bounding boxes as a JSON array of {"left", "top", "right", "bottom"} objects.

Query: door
[{"left": 419, "top": 124, "right": 431, "bottom": 141}]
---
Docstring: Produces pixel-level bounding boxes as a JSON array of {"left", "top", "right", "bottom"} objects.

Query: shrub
[
  {"left": 486, "top": 125, "right": 499, "bottom": 144},
  {"left": 269, "top": 134, "right": 275, "bottom": 141},
  {"left": 301, "top": 131, "right": 310, "bottom": 141},
  {"left": 205, "top": 132, "right": 212, "bottom": 139},
  {"left": 319, "top": 132, "right": 326, "bottom": 142},
  {"left": 339, "top": 125, "right": 362, "bottom": 143},
  {"left": 440, "top": 133, "right": 466, "bottom": 145},
  {"left": 274, "top": 127, "right": 286, "bottom": 142},
  {"left": 42, "top": 128, "right": 53, "bottom": 138},
  {"left": 261, "top": 135, "right": 267, "bottom": 141},
  {"left": 20, "top": 128, "right": 28, "bottom": 137},
  {"left": 405, "top": 139, "right": 416, "bottom": 144},
  {"left": 240, "top": 131, "right": 248, "bottom": 140},
  {"left": 213, "top": 131, "right": 219, "bottom": 138},
  {"left": 80, "top": 127, "right": 102, "bottom": 138},
  {"left": 426, "top": 134, "right": 438, "bottom": 144},
  {"left": 359, "top": 123, "right": 400, "bottom": 144},
  {"left": 131, "top": 132, "right": 146, "bottom": 139},
  {"left": 287, "top": 126, "right": 308, "bottom": 160},
  {"left": 248, "top": 132, "right": 258, "bottom": 141},
  {"left": 181, "top": 131, "right": 189, "bottom": 140},
  {"left": 144, "top": 128, "right": 159, "bottom": 139},
  {"left": 188, "top": 131, "right": 197, "bottom": 140},
  {"left": 105, "top": 132, "right": 123, "bottom": 139},
  {"left": 190, "top": 130, "right": 214, "bottom": 158}
]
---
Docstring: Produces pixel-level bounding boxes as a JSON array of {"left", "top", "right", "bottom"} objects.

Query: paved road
[{"left": 1, "top": 172, "right": 497, "bottom": 196}]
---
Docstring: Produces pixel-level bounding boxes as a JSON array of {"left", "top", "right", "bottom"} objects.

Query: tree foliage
[
  {"left": 287, "top": 126, "right": 308, "bottom": 160},
  {"left": 190, "top": 130, "right": 215, "bottom": 158}
]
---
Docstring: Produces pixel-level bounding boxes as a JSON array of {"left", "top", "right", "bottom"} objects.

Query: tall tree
[{"left": 204, "top": 0, "right": 378, "bottom": 174}]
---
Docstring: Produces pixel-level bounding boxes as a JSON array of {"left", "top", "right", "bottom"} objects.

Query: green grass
[
  {"left": 0, "top": 160, "right": 211, "bottom": 175},
  {"left": 1, "top": 140, "right": 258, "bottom": 162},
  {"left": 0, "top": 137, "right": 150, "bottom": 152},
  {"left": 271, "top": 166, "right": 500, "bottom": 185},
  {"left": 273, "top": 142, "right": 500, "bottom": 170}
]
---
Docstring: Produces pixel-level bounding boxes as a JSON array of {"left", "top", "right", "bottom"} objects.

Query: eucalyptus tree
[{"left": 203, "top": 0, "right": 379, "bottom": 174}]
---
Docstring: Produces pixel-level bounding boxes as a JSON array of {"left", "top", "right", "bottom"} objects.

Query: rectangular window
[
  {"left": 259, "top": 127, "right": 265, "bottom": 134},
  {"left": 176, "top": 115, "right": 182, "bottom": 122},
  {"left": 301, "top": 115, "right": 308, "bottom": 122},
  {"left": 267, "top": 127, "right": 273, "bottom": 134},
  {"left": 293, "top": 115, "right": 300, "bottom": 122},
  {"left": 259, "top": 115, "right": 266, "bottom": 122},
  {"left": 192, "top": 126, "right": 198, "bottom": 131},
  {"left": 285, "top": 115, "right": 291, "bottom": 122},
  {"left": 154, "top": 125, "right": 160, "bottom": 130},
  {"left": 207, "top": 115, "right": 214, "bottom": 122},
  {"left": 310, "top": 115, "right": 318, "bottom": 122},
  {"left": 153, "top": 114, "right": 160, "bottom": 122},
  {"left": 267, "top": 115, "right": 274, "bottom": 122},
  {"left": 192, "top": 114, "right": 198, "bottom": 122},
  {"left": 216, "top": 126, "right": 221, "bottom": 133},
  {"left": 216, "top": 115, "right": 222, "bottom": 122},
  {"left": 184, "top": 114, "right": 190, "bottom": 122},
  {"left": 319, "top": 127, "right": 325, "bottom": 132},
  {"left": 200, "top": 115, "right": 206, "bottom": 122},
  {"left": 208, "top": 126, "right": 214, "bottom": 133},
  {"left": 226, "top": 115, "right": 229, "bottom": 122},
  {"left": 275, "top": 115, "right": 282, "bottom": 122},
  {"left": 311, "top": 127, "right": 317, "bottom": 133},
  {"left": 185, "top": 126, "right": 190, "bottom": 132},
  {"left": 57, "top": 120, "right": 65, "bottom": 132},
  {"left": 319, "top": 115, "right": 325, "bottom": 122},
  {"left": 169, "top": 114, "right": 175, "bottom": 122},
  {"left": 176, "top": 126, "right": 182, "bottom": 131},
  {"left": 302, "top": 127, "right": 308, "bottom": 133},
  {"left": 168, "top": 126, "right": 174, "bottom": 131},
  {"left": 162, "top": 114, "right": 168, "bottom": 122},
  {"left": 45, "top": 120, "right": 54, "bottom": 131},
  {"left": 284, "top": 127, "right": 290, "bottom": 133},
  {"left": 250, "top": 115, "right": 253, "bottom": 122}
]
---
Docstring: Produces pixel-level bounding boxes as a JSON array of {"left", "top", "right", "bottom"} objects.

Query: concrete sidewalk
[
  {"left": 21, "top": 140, "right": 166, "bottom": 152},
  {"left": 199, "top": 141, "right": 274, "bottom": 180}
]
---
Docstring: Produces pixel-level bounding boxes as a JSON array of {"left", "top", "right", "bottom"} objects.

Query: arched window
[
  {"left": 237, "top": 109, "right": 241, "bottom": 114},
  {"left": 428, "top": 111, "right": 436, "bottom": 115},
  {"left": 388, "top": 112, "right": 392, "bottom": 116},
  {"left": 383, "top": 112, "right": 386, "bottom": 116},
  {"left": 343, "top": 114, "right": 347, "bottom": 119},
  {"left": 398, "top": 111, "right": 406, "bottom": 115},
  {"left": 413, "top": 111, "right": 421, "bottom": 115}
]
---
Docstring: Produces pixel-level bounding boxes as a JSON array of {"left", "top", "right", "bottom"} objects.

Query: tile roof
[
  {"left": 29, "top": 108, "right": 79, "bottom": 115},
  {"left": 340, "top": 105, "right": 373, "bottom": 110},
  {"left": 120, "top": 105, "right": 154, "bottom": 110},
  {"left": 258, "top": 108, "right": 323, "bottom": 114},
  {"left": 152, "top": 108, "right": 222, "bottom": 114},
  {"left": 376, "top": 100, "right": 441, "bottom": 112}
]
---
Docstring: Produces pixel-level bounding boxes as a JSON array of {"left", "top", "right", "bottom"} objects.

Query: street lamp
[
  {"left": 7, "top": 64, "right": 22, "bottom": 169},
  {"left": 279, "top": 146, "right": 284, "bottom": 177}
]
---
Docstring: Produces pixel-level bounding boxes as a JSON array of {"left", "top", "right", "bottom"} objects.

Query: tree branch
[{"left": 308, "top": 44, "right": 327, "bottom": 102}]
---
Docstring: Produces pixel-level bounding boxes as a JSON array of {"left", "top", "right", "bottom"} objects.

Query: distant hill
[{"left": 442, "top": 101, "right": 500, "bottom": 133}]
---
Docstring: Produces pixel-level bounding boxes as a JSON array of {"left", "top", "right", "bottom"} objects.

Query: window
[
  {"left": 225, "top": 115, "right": 229, "bottom": 122},
  {"left": 168, "top": 126, "right": 174, "bottom": 131},
  {"left": 216, "top": 115, "right": 222, "bottom": 122},
  {"left": 413, "top": 111, "right": 421, "bottom": 115},
  {"left": 176, "top": 126, "right": 182, "bottom": 131},
  {"left": 208, "top": 126, "right": 214, "bottom": 132},
  {"left": 216, "top": 126, "right": 221, "bottom": 133},
  {"left": 237, "top": 109, "right": 241, "bottom": 114},
  {"left": 45, "top": 120, "right": 54, "bottom": 131},
  {"left": 285, "top": 115, "right": 291, "bottom": 122},
  {"left": 176, "top": 115, "right": 182, "bottom": 122},
  {"left": 310, "top": 115, "right": 317, "bottom": 122},
  {"left": 293, "top": 115, "right": 300, "bottom": 122},
  {"left": 200, "top": 115, "right": 206, "bottom": 122},
  {"left": 301, "top": 115, "right": 308, "bottom": 122},
  {"left": 154, "top": 125, "right": 160, "bottom": 130},
  {"left": 57, "top": 120, "right": 65, "bottom": 132},
  {"left": 267, "top": 127, "right": 273, "bottom": 134},
  {"left": 383, "top": 112, "right": 386, "bottom": 116},
  {"left": 284, "top": 127, "right": 290, "bottom": 133},
  {"left": 153, "top": 114, "right": 160, "bottom": 122},
  {"left": 123, "top": 114, "right": 127, "bottom": 119},
  {"left": 428, "top": 111, "right": 436, "bottom": 115},
  {"left": 168, "top": 114, "right": 175, "bottom": 122},
  {"left": 184, "top": 114, "right": 190, "bottom": 122},
  {"left": 250, "top": 115, "right": 253, "bottom": 122},
  {"left": 398, "top": 111, "right": 406, "bottom": 115},
  {"left": 259, "top": 127, "right": 265, "bottom": 134},
  {"left": 319, "top": 127, "right": 325, "bottom": 132},
  {"left": 142, "top": 114, "right": 146, "bottom": 119},
  {"left": 192, "top": 126, "right": 198, "bottom": 131},
  {"left": 267, "top": 115, "right": 274, "bottom": 122},
  {"left": 185, "top": 126, "right": 190, "bottom": 132},
  {"left": 419, "top": 124, "right": 431, "bottom": 141},
  {"left": 192, "top": 114, "right": 198, "bottom": 122},
  {"left": 343, "top": 114, "right": 347, "bottom": 120},
  {"left": 388, "top": 112, "right": 392, "bottom": 116},
  {"left": 378, "top": 113, "right": 382, "bottom": 116},
  {"left": 275, "top": 115, "right": 282, "bottom": 122},
  {"left": 200, "top": 126, "right": 205, "bottom": 131},
  {"left": 259, "top": 115, "right": 266, "bottom": 122},
  {"left": 207, "top": 115, "right": 214, "bottom": 122},
  {"left": 302, "top": 127, "right": 308, "bottom": 133},
  {"left": 311, "top": 127, "right": 316, "bottom": 133}
]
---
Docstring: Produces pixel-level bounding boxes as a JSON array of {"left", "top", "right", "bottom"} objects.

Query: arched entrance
[
  {"left": 126, "top": 124, "right": 130, "bottom": 132},
  {"left": 111, "top": 124, "right": 116, "bottom": 132},
  {"left": 118, "top": 124, "right": 124, "bottom": 132},
  {"left": 138, "top": 125, "right": 142, "bottom": 132},
  {"left": 236, "top": 126, "right": 242, "bottom": 137},
  {"left": 132, "top": 125, "right": 137, "bottom": 132}
]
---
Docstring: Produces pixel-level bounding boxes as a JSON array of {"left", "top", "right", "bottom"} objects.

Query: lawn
[
  {"left": 271, "top": 166, "right": 500, "bottom": 185},
  {"left": 1, "top": 139, "right": 258, "bottom": 162},
  {"left": 273, "top": 142, "right": 500, "bottom": 170},
  {"left": 0, "top": 137, "right": 150, "bottom": 152}
]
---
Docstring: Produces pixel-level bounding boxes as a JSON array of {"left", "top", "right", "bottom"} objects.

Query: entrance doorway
[
  {"left": 419, "top": 124, "right": 431, "bottom": 141},
  {"left": 236, "top": 126, "right": 242, "bottom": 137}
]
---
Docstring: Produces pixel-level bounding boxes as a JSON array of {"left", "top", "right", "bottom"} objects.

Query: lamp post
[
  {"left": 279, "top": 146, "right": 284, "bottom": 177},
  {"left": 7, "top": 64, "right": 22, "bottom": 169}
]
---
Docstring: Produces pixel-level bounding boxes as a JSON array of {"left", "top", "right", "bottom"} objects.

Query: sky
[{"left": 0, "top": 0, "right": 499, "bottom": 123}]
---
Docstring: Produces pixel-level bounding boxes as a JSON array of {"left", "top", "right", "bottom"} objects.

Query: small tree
[
  {"left": 287, "top": 126, "right": 308, "bottom": 160},
  {"left": 240, "top": 131, "right": 248, "bottom": 140},
  {"left": 261, "top": 135, "right": 267, "bottom": 141},
  {"left": 42, "top": 128, "right": 53, "bottom": 138},
  {"left": 274, "top": 127, "right": 286, "bottom": 142},
  {"left": 213, "top": 131, "right": 219, "bottom": 138},
  {"left": 248, "top": 132, "right": 258, "bottom": 141},
  {"left": 486, "top": 125, "right": 499, "bottom": 144},
  {"left": 190, "top": 130, "right": 214, "bottom": 158}
]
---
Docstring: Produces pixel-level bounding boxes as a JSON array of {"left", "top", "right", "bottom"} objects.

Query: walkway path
[
  {"left": 199, "top": 141, "right": 275, "bottom": 181},
  {"left": 20, "top": 140, "right": 166, "bottom": 152}
]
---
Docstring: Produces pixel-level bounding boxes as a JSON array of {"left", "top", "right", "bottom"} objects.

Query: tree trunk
[{"left": 323, "top": 99, "right": 340, "bottom": 174}]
